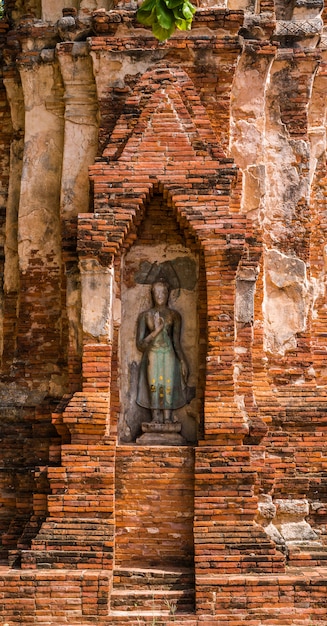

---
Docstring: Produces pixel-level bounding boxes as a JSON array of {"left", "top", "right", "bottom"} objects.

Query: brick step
[
  {"left": 44, "top": 620, "right": 194, "bottom": 625},
  {"left": 110, "top": 588, "right": 195, "bottom": 612},
  {"left": 113, "top": 566, "right": 194, "bottom": 590},
  {"left": 20, "top": 518, "right": 114, "bottom": 568},
  {"left": 194, "top": 526, "right": 286, "bottom": 564},
  {"left": 32, "top": 535, "right": 111, "bottom": 547},
  {"left": 288, "top": 543, "right": 327, "bottom": 567},
  {"left": 195, "top": 554, "right": 285, "bottom": 574},
  {"left": 12, "top": 618, "right": 195, "bottom": 626},
  {"left": 109, "top": 610, "right": 193, "bottom": 619},
  {"left": 40, "top": 518, "right": 112, "bottom": 526},
  {"left": 194, "top": 527, "right": 279, "bottom": 540},
  {"left": 195, "top": 564, "right": 285, "bottom": 572},
  {"left": 289, "top": 542, "right": 327, "bottom": 552},
  {"left": 107, "top": 612, "right": 317, "bottom": 626},
  {"left": 195, "top": 538, "right": 279, "bottom": 553},
  {"left": 36, "top": 519, "right": 112, "bottom": 532},
  {"left": 20, "top": 548, "right": 111, "bottom": 568},
  {"left": 30, "top": 520, "right": 113, "bottom": 546}
]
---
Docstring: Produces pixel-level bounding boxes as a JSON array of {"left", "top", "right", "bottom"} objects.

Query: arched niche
[{"left": 117, "top": 191, "right": 206, "bottom": 445}]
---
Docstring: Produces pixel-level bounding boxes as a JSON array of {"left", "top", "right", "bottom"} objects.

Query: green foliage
[
  {"left": 0, "top": 0, "right": 4, "bottom": 19},
  {"left": 137, "top": 0, "right": 196, "bottom": 41}
]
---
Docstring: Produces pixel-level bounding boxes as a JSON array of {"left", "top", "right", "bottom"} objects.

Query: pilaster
[
  {"left": 16, "top": 53, "right": 65, "bottom": 391},
  {"left": 2, "top": 75, "right": 24, "bottom": 371},
  {"left": 57, "top": 41, "right": 99, "bottom": 392}
]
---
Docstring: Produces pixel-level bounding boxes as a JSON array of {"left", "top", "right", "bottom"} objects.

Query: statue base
[{"left": 136, "top": 421, "right": 187, "bottom": 446}]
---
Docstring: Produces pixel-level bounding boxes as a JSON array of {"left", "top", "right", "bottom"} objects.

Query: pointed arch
[
  {"left": 78, "top": 62, "right": 256, "bottom": 443},
  {"left": 102, "top": 64, "right": 226, "bottom": 163}
]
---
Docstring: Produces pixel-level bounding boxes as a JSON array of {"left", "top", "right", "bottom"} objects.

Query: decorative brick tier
[{"left": 20, "top": 392, "right": 116, "bottom": 571}]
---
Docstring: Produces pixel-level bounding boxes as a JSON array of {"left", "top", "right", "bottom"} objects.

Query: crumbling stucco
[
  {"left": 264, "top": 249, "right": 310, "bottom": 354},
  {"left": 80, "top": 259, "right": 114, "bottom": 339}
]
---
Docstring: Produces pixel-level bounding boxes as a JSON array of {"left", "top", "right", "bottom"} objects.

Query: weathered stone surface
[
  {"left": 136, "top": 422, "right": 187, "bottom": 445},
  {"left": 80, "top": 259, "right": 114, "bottom": 339},
  {"left": 279, "top": 520, "right": 319, "bottom": 543},
  {"left": 264, "top": 248, "right": 310, "bottom": 354},
  {"left": 120, "top": 235, "right": 200, "bottom": 444},
  {"left": 235, "top": 265, "right": 258, "bottom": 324}
]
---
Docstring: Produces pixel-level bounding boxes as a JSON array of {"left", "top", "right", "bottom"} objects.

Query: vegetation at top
[{"left": 137, "top": 0, "right": 196, "bottom": 41}]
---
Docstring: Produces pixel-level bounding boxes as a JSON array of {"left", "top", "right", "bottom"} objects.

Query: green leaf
[
  {"left": 182, "top": 0, "right": 196, "bottom": 20},
  {"left": 172, "top": 5, "right": 183, "bottom": 18},
  {"left": 136, "top": 0, "right": 196, "bottom": 40},
  {"left": 137, "top": 0, "right": 157, "bottom": 12},
  {"left": 156, "top": 0, "right": 174, "bottom": 30},
  {"left": 163, "top": 0, "right": 184, "bottom": 9},
  {"left": 137, "top": 6, "right": 156, "bottom": 26},
  {"left": 152, "top": 14, "right": 175, "bottom": 40},
  {"left": 137, "top": 0, "right": 157, "bottom": 25},
  {"left": 175, "top": 17, "right": 190, "bottom": 30}
]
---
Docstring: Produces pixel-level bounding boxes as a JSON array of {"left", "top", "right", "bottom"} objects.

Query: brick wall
[
  {"left": 1, "top": 1, "right": 327, "bottom": 624},
  {"left": 115, "top": 446, "right": 194, "bottom": 569}
]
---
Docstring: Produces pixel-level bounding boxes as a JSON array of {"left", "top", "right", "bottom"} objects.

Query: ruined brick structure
[{"left": 1, "top": 0, "right": 327, "bottom": 623}]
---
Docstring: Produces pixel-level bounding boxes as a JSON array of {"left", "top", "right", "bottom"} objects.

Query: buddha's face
[{"left": 152, "top": 282, "right": 169, "bottom": 307}]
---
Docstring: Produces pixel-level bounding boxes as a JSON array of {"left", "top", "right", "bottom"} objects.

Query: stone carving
[
  {"left": 319, "top": 32, "right": 327, "bottom": 49},
  {"left": 120, "top": 244, "right": 199, "bottom": 445},
  {"left": 294, "top": 0, "right": 323, "bottom": 8},
  {"left": 136, "top": 279, "right": 188, "bottom": 425},
  {"left": 134, "top": 257, "right": 197, "bottom": 291},
  {"left": 275, "top": 17, "right": 323, "bottom": 38}
]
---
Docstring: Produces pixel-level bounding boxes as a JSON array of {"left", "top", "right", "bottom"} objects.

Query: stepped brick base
[
  {"left": 110, "top": 567, "right": 195, "bottom": 615},
  {"left": 21, "top": 519, "right": 114, "bottom": 569},
  {"left": 18, "top": 422, "right": 116, "bottom": 570},
  {"left": 0, "top": 567, "right": 111, "bottom": 622},
  {"left": 0, "top": 567, "right": 326, "bottom": 624},
  {"left": 195, "top": 446, "right": 286, "bottom": 574}
]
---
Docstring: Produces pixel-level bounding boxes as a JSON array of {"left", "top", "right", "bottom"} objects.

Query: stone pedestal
[{"left": 136, "top": 422, "right": 187, "bottom": 445}]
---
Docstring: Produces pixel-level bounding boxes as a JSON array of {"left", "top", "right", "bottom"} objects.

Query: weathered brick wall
[
  {"left": 1, "top": 0, "right": 327, "bottom": 624},
  {"left": 0, "top": 569, "right": 111, "bottom": 623},
  {"left": 115, "top": 446, "right": 194, "bottom": 568}
]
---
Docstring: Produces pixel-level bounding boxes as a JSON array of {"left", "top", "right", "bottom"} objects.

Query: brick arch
[
  {"left": 78, "top": 62, "right": 255, "bottom": 442},
  {"left": 115, "top": 187, "right": 206, "bottom": 444},
  {"left": 102, "top": 63, "right": 226, "bottom": 163},
  {"left": 81, "top": 63, "right": 240, "bottom": 265}
]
